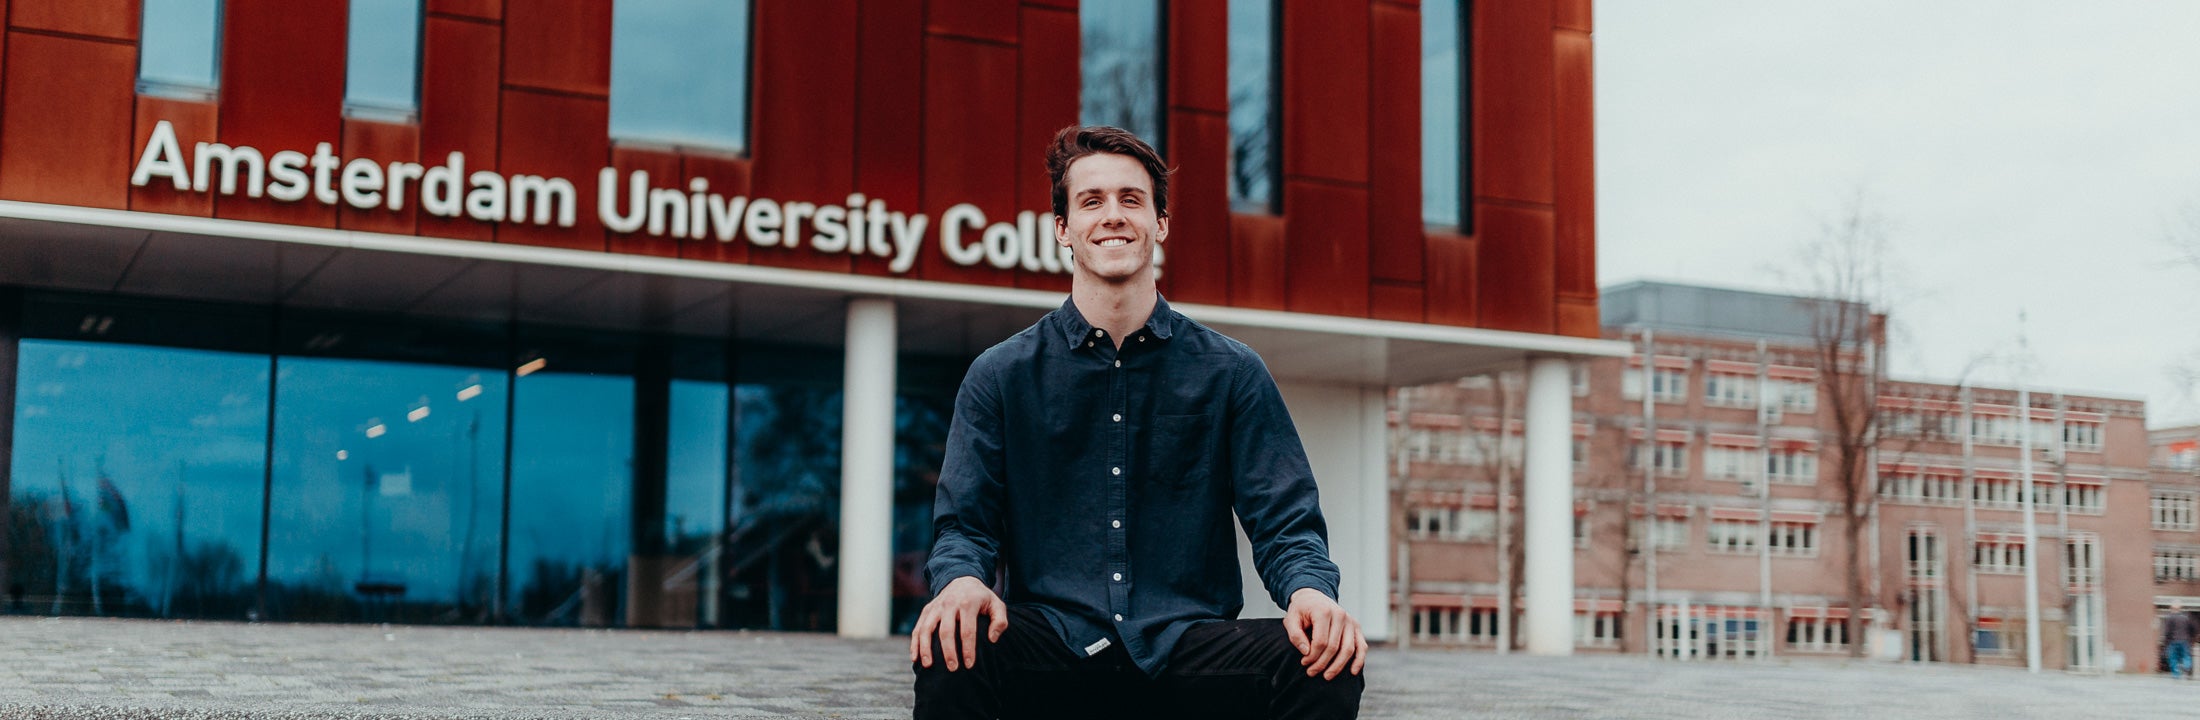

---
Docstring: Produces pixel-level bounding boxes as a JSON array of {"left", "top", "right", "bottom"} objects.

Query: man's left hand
[{"left": 1282, "top": 587, "right": 1366, "bottom": 680}]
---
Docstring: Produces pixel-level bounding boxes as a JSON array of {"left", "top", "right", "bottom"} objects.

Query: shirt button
[
  {"left": 1096, "top": 329, "right": 1106, "bottom": 338},
  {"left": 1112, "top": 573, "right": 1123, "bottom": 582},
  {"left": 1114, "top": 614, "right": 1124, "bottom": 622},
  {"left": 1111, "top": 467, "right": 1121, "bottom": 476},
  {"left": 1139, "top": 336, "right": 1146, "bottom": 343},
  {"left": 1112, "top": 520, "right": 1122, "bottom": 528},
  {"left": 1114, "top": 360, "right": 1121, "bottom": 368},
  {"left": 1086, "top": 341, "right": 1093, "bottom": 348},
  {"left": 1112, "top": 413, "right": 1122, "bottom": 422}
]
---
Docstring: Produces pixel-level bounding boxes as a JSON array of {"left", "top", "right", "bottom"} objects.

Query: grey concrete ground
[{"left": 0, "top": 616, "right": 2193, "bottom": 719}]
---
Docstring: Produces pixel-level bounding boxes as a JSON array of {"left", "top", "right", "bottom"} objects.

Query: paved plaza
[{"left": 0, "top": 616, "right": 2193, "bottom": 719}]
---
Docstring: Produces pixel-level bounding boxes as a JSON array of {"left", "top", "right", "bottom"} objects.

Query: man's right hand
[{"left": 909, "top": 576, "right": 1008, "bottom": 672}]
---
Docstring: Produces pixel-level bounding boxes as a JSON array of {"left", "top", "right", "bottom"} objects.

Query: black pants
[{"left": 913, "top": 605, "right": 1363, "bottom": 720}]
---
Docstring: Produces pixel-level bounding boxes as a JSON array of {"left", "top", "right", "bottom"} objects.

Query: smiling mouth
[{"left": 1095, "top": 237, "right": 1133, "bottom": 247}]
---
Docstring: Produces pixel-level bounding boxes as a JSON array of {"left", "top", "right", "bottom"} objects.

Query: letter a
[{"left": 131, "top": 120, "right": 191, "bottom": 190}]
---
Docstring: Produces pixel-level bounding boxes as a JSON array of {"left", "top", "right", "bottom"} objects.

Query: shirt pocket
[{"left": 1147, "top": 413, "right": 1218, "bottom": 489}]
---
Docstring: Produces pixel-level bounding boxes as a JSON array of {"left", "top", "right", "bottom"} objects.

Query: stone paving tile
[{"left": 5, "top": 616, "right": 2200, "bottom": 718}]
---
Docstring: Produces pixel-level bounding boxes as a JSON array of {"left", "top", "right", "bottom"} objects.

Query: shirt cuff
[
  {"left": 927, "top": 565, "right": 986, "bottom": 598},
  {"left": 1281, "top": 576, "right": 1339, "bottom": 608}
]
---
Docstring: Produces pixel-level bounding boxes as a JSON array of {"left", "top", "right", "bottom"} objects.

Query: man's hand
[
  {"left": 909, "top": 576, "right": 1008, "bottom": 672},
  {"left": 1282, "top": 587, "right": 1365, "bottom": 680}
]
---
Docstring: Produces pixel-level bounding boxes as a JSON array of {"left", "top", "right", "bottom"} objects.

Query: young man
[{"left": 909, "top": 125, "right": 1366, "bottom": 719}]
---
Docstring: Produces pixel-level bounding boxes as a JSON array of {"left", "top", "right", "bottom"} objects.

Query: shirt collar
[{"left": 1053, "top": 294, "right": 1178, "bottom": 348}]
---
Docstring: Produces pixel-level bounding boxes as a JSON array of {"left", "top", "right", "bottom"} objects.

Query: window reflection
[
  {"left": 1081, "top": 0, "right": 1166, "bottom": 153},
  {"left": 8, "top": 340, "right": 267, "bottom": 619},
  {"left": 1422, "top": 0, "right": 1467, "bottom": 228},
  {"left": 891, "top": 393, "right": 951, "bottom": 634},
  {"left": 139, "top": 0, "right": 224, "bottom": 99},
  {"left": 508, "top": 333, "right": 634, "bottom": 627},
  {"left": 1228, "top": 0, "right": 1278, "bottom": 211},
  {"left": 345, "top": 0, "right": 423, "bottom": 121},
  {"left": 610, "top": 0, "right": 753, "bottom": 152},
  {"left": 726, "top": 383, "right": 841, "bottom": 631}
]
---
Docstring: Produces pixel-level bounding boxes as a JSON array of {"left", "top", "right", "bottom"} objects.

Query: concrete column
[
  {"left": 1523, "top": 357, "right": 1575, "bottom": 655},
  {"left": 838, "top": 298, "right": 896, "bottom": 638}
]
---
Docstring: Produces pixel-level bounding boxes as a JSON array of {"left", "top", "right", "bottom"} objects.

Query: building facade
[
  {"left": 1395, "top": 282, "right": 2166, "bottom": 673},
  {"left": 0, "top": 0, "right": 1617, "bottom": 643}
]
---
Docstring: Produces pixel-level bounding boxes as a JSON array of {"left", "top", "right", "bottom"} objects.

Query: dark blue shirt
[{"left": 926, "top": 295, "right": 1341, "bottom": 676}]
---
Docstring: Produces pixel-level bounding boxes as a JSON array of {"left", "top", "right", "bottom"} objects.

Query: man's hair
[{"left": 1045, "top": 125, "right": 1171, "bottom": 219}]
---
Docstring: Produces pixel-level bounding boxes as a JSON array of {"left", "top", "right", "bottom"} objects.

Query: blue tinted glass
[
  {"left": 665, "top": 379, "right": 727, "bottom": 553},
  {"left": 9, "top": 341, "right": 268, "bottom": 619},
  {"left": 1080, "top": 0, "right": 1166, "bottom": 154},
  {"left": 345, "top": 0, "right": 422, "bottom": 119},
  {"left": 610, "top": 0, "right": 752, "bottom": 152},
  {"left": 139, "top": 0, "right": 223, "bottom": 96},
  {"left": 1227, "top": 0, "right": 1276, "bottom": 210},
  {"left": 266, "top": 358, "right": 506, "bottom": 622},
  {"left": 726, "top": 383, "right": 840, "bottom": 631},
  {"left": 889, "top": 393, "right": 951, "bottom": 634},
  {"left": 1422, "top": 0, "right": 1464, "bottom": 226},
  {"left": 510, "top": 371, "right": 634, "bottom": 626}
]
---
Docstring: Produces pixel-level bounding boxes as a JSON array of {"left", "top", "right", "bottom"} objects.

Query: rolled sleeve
[{"left": 926, "top": 357, "right": 1009, "bottom": 597}]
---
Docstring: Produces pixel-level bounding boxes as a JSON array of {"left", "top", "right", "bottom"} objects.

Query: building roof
[{"left": 1601, "top": 280, "right": 1868, "bottom": 347}]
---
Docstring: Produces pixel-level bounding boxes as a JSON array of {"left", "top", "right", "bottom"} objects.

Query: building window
[
  {"left": 1573, "top": 511, "right": 1590, "bottom": 549},
  {"left": 1409, "top": 604, "right": 1464, "bottom": 643},
  {"left": 1970, "top": 415, "right": 2019, "bottom": 445},
  {"left": 1881, "top": 471, "right": 1962, "bottom": 506},
  {"left": 1776, "top": 379, "right": 1817, "bottom": 413},
  {"left": 1622, "top": 364, "right": 1689, "bottom": 404},
  {"left": 1570, "top": 437, "right": 1588, "bottom": 467},
  {"left": 2156, "top": 492, "right": 2198, "bottom": 531},
  {"left": 1703, "top": 372, "right": 1756, "bottom": 408},
  {"left": 1973, "top": 618, "right": 2014, "bottom": 657},
  {"left": 344, "top": 0, "right": 423, "bottom": 121},
  {"left": 1574, "top": 609, "right": 1622, "bottom": 648},
  {"left": 1421, "top": 0, "right": 1467, "bottom": 229},
  {"left": 2063, "top": 422, "right": 2102, "bottom": 451},
  {"left": 1705, "top": 446, "right": 1756, "bottom": 481},
  {"left": 1973, "top": 538, "right": 2027, "bottom": 575},
  {"left": 1227, "top": 0, "right": 1278, "bottom": 211},
  {"left": 1786, "top": 615, "right": 1849, "bottom": 652},
  {"left": 1627, "top": 441, "right": 1687, "bottom": 476},
  {"left": 1766, "top": 520, "right": 1819, "bottom": 557},
  {"left": 609, "top": 0, "right": 753, "bottom": 152},
  {"left": 1080, "top": 0, "right": 1165, "bottom": 151},
  {"left": 1707, "top": 518, "right": 1759, "bottom": 554},
  {"left": 1766, "top": 448, "right": 1816, "bottom": 485},
  {"left": 1635, "top": 515, "right": 1688, "bottom": 552},
  {"left": 2061, "top": 483, "right": 2105, "bottom": 514},
  {"left": 2156, "top": 547, "right": 2199, "bottom": 582},
  {"left": 1407, "top": 506, "right": 1495, "bottom": 543},
  {"left": 139, "top": 0, "right": 224, "bottom": 100},
  {"left": 1570, "top": 363, "right": 1589, "bottom": 397},
  {"left": 1971, "top": 477, "right": 2040, "bottom": 509}
]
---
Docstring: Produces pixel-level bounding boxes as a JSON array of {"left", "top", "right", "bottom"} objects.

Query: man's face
[{"left": 1057, "top": 152, "right": 1167, "bottom": 284}]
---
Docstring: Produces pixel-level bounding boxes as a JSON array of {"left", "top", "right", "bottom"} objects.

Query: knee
[{"left": 912, "top": 633, "right": 996, "bottom": 679}]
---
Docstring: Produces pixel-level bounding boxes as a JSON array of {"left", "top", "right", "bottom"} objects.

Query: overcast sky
[{"left": 1596, "top": 1, "right": 2200, "bottom": 428}]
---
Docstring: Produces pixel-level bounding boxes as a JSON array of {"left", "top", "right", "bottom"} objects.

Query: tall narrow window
[
  {"left": 139, "top": 0, "right": 224, "bottom": 100},
  {"left": 1227, "top": 0, "right": 1278, "bottom": 211},
  {"left": 610, "top": 0, "right": 753, "bottom": 152},
  {"left": 1422, "top": 0, "right": 1468, "bottom": 229},
  {"left": 345, "top": 0, "right": 423, "bottom": 122},
  {"left": 1080, "top": 0, "right": 1165, "bottom": 153}
]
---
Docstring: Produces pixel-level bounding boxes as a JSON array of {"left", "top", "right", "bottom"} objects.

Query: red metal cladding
[
  {"left": 1371, "top": 281, "right": 1425, "bottom": 324},
  {"left": 1557, "top": 295, "right": 1597, "bottom": 338},
  {"left": 1553, "top": 30, "right": 1596, "bottom": 297},
  {"left": 1474, "top": 204, "right": 1556, "bottom": 333},
  {"left": 927, "top": 0, "right": 1017, "bottom": 44},
  {"left": 1015, "top": 4, "right": 1078, "bottom": 294},
  {"left": 605, "top": 146, "right": 683, "bottom": 259},
  {"left": 1280, "top": 0, "right": 1369, "bottom": 185},
  {"left": 1473, "top": 0, "right": 1556, "bottom": 205},
  {"left": 1368, "top": 1, "right": 1424, "bottom": 284},
  {"left": 496, "top": 89, "right": 607, "bottom": 251},
  {"left": 216, "top": 0, "right": 345, "bottom": 227},
  {"left": 852, "top": 0, "right": 926, "bottom": 278},
  {"left": 918, "top": 36, "right": 1019, "bottom": 287},
  {"left": 0, "top": 32, "right": 134, "bottom": 209},
  {"left": 129, "top": 96, "right": 218, "bottom": 217},
  {"left": 337, "top": 119, "right": 422, "bottom": 236},
  {"left": 1160, "top": 111, "right": 1231, "bottom": 305},
  {"left": 428, "top": 0, "right": 501, "bottom": 21},
  {"left": 11, "top": 0, "right": 136, "bottom": 40},
  {"left": 418, "top": 15, "right": 501, "bottom": 243},
  {"left": 1228, "top": 213, "right": 1286, "bottom": 310},
  {"left": 1423, "top": 231, "right": 1475, "bottom": 325},
  {"left": 1168, "top": 0, "right": 1226, "bottom": 114},
  {"left": 1282, "top": 181, "right": 1369, "bottom": 317},
  {"left": 1555, "top": 0, "right": 1592, "bottom": 32},
  {"left": 677, "top": 154, "right": 754, "bottom": 266},
  {"left": 503, "top": 0, "right": 609, "bottom": 96},
  {"left": 749, "top": 0, "right": 858, "bottom": 275}
]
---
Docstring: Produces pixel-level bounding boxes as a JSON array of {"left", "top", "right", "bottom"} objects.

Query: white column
[
  {"left": 1523, "top": 356, "right": 1575, "bottom": 655},
  {"left": 1359, "top": 386, "right": 1392, "bottom": 641},
  {"left": 838, "top": 298, "right": 896, "bottom": 638}
]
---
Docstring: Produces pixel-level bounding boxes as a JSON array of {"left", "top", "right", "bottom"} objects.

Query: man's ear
[
  {"left": 1055, "top": 215, "right": 1070, "bottom": 248},
  {"left": 1154, "top": 214, "right": 1169, "bottom": 246}
]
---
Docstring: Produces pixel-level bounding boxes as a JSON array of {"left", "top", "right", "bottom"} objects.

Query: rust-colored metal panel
[
  {"left": 130, "top": 96, "right": 217, "bottom": 217},
  {"left": 854, "top": 0, "right": 926, "bottom": 278},
  {"left": 1555, "top": 0, "right": 1591, "bottom": 32},
  {"left": 1016, "top": 4, "right": 1077, "bottom": 294},
  {"left": 749, "top": 0, "right": 857, "bottom": 275},
  {"left": 1228, "top": 212, "right": 1286, "bottom": 310},
  {"left": 496, "top": 89, "right": 607, "bottom": 251},
  {"left": 216, "top": 0, "right": 345, "bottom": 227},
  {"left": 1159, "top": 111, "right": 1229, "bottom": 305},
  {"left": 1280, "top": 0, "right": 1368, "bottom": 184},
  {"left": 1371, "top": 280, "right": 1425, "bottom": 324},
  {"left": 1423, "top": 231, "right": 1475, "bottom": 326},
  {"left": 928, "top": 0, "right": 1018, "bottom": 44},
  {"left": 0, "top": 33, "right": 135, "bottom": 209},
  {"left": 1554, "top": 30, "right": 1595, "bottom": 296},
  {"left": 12, "top": 0, "right": 137, "bottom": 41},
  {"left": 504, "top": 0, "right": 609, "bottom": 96},
  {"left": 1282, "top": 180, "right": 1369, "bottom": 317},
  {"left": 428, "top": 0, "right": 501, "bottom": 21},
  {"left": 1024, "top": 0, "right": 1075, "bottom": 8},
  {"left": 606, "top": 146, "right": 683, "bottom": 259},
  {"left": 1473, "top": 203, "right": 1555, "bottom": 333},
  {"left": 1369, "top": 2, "right": 1422, "bottom": 284},
  {"left": 419, "top": 15, "right": 501, "bottom": 243},
  {"left": 337, "top": 119, "right": 421, "bottom": 236},
  {"left": 678, "top": 154, "right": 753, "bottom": 266},
  {"left": 1474, "top": 0, "right": 1555, "bottom": 205},
  {"left": 1557, "top": 293, "right": 1598, "bottom": 338},
  {"left": 918, "top": 36, "right": 1018, "bottom": 287},
  {"left": 1168, "top": 0, "right": 1225, "bottom": 114}
]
